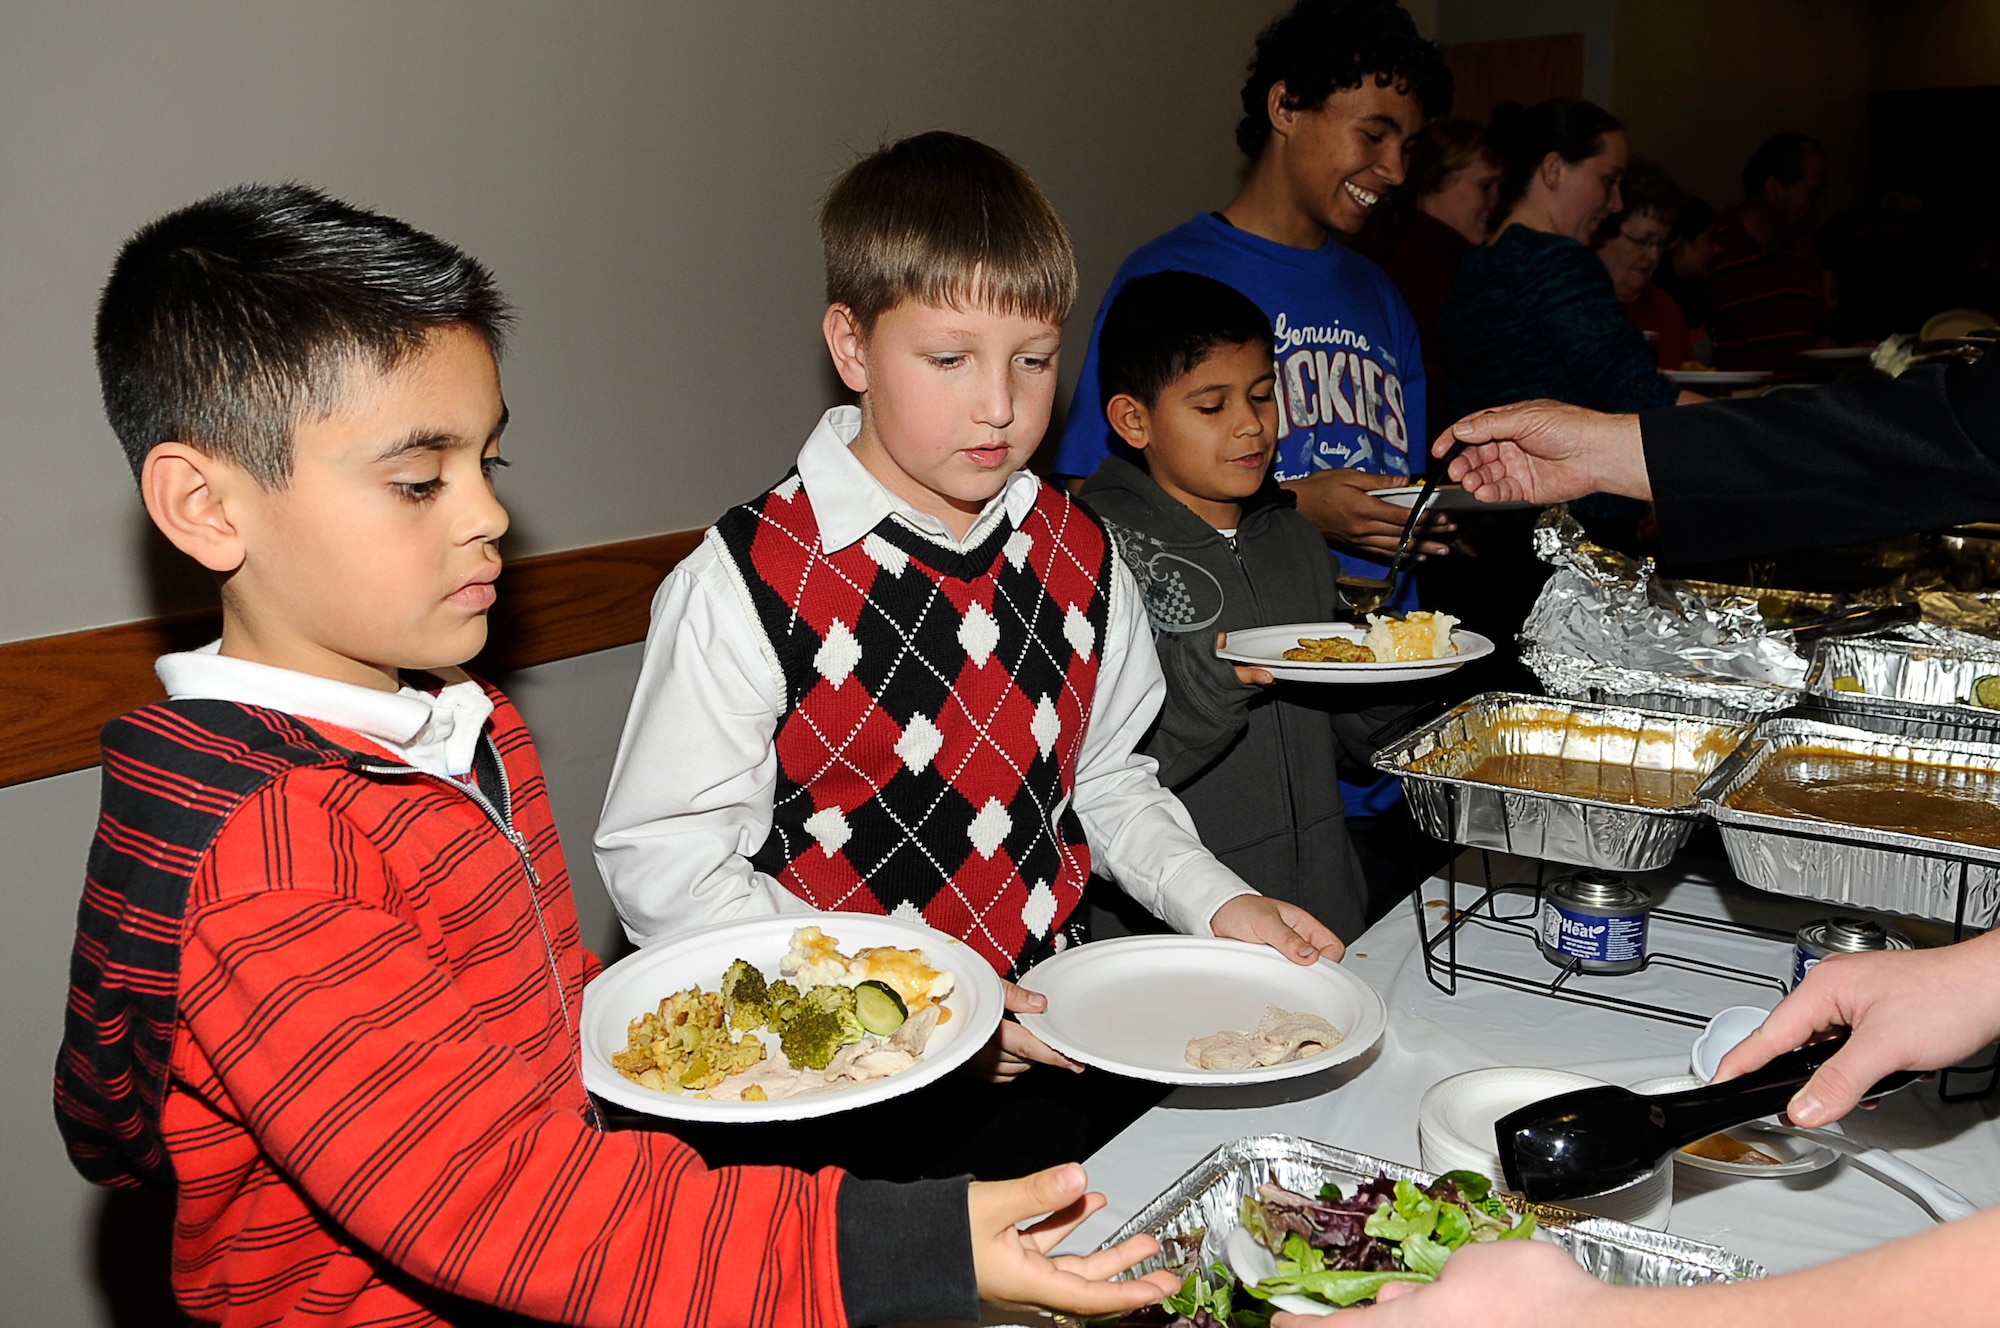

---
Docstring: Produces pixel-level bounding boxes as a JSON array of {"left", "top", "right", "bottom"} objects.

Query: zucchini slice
[{"left": 853, "top": 980, "right": 908, "bottom": 1035}]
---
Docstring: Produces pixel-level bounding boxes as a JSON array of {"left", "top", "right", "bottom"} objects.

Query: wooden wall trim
[{"left": 0, "top": 529, "right": 700, "bottom": 789}]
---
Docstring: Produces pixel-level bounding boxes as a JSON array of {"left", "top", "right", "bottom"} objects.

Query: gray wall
[{"left": 0, "top": 3, "right": 1276, "bottom": 1320}]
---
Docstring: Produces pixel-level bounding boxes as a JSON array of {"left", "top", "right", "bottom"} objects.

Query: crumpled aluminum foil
[{"left": 1522, "top": 510, "right": 1805, "bottom": 717}]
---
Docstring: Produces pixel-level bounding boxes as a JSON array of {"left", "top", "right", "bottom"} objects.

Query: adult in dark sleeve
[
  {"left": 1263, "top": 357, "right": 2000, "bottom": 1328},
  {"left": 1431, "top": 348, "right": 2000, "bottom": 559}
]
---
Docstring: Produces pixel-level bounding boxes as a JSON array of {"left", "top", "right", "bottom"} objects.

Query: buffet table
[{"left": 1058, "top": 851, "right": 2000, "bottom": 1277}]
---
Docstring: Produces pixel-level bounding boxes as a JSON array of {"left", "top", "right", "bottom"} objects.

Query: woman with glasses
[{"left": 1593, "top": 161, "right": 1690, "bottom": 370}]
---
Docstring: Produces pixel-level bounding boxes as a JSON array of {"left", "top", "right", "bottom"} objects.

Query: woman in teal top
[{"left": 1440, "top": 99, "right": 1693, "bottom": 421}]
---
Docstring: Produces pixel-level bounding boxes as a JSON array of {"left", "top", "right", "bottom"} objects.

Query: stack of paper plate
[{"left": 1418, "top": 1066, "right": 1674, "bottom": 1228}]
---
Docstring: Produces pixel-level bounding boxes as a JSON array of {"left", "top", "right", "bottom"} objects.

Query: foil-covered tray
[
  {"left": 1698, "top": 717, "right": 2000, "bottom": 927},
  {"left": 1374, "top": 693, "right": 1752, "bottom": 872},
  {"left": 1095, "top": 1134, "right": 1762, "bottom": 1288},
  {"left": 1526, "top": 648, "right": 1798, "bottom": 722},
  {"left": 1805, "top": 633, "right": 2000, "bottom": 744}
]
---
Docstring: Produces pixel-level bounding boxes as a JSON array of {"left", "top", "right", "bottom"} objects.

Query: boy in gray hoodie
[{"left": 1078, "top": 270, "right": 1403, "bottom": 943}]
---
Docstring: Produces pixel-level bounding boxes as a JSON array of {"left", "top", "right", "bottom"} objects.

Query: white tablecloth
[{"left": 1059, "top": 852, "right": 2000, "bottom": 1276}]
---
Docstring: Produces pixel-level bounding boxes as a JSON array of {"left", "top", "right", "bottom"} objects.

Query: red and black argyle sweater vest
[{"left": 713, "top": 475, "right": 1113, "bottom": 979}]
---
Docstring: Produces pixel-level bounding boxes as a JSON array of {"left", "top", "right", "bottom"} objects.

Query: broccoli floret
[
  {"left": 765, "top": 979, "right": 803, "bottom": 1030},
  {"left": 722, "top": 959, "right": 770, "bottom": 1030},
  {"left": 800, "top": 982, "right": 858, "bottom": 1017},
  {"left": 778, "top": 1006, "right": 867, "bottom": 1071}
]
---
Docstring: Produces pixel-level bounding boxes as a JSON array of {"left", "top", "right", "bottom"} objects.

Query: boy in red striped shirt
[{"left": 54, "top": 183, "right": 1175, "bottom": 1328}]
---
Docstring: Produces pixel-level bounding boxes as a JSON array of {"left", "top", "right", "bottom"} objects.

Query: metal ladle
[{"left": 1332, "top": 441, "right": 1468, "bottom": 618}]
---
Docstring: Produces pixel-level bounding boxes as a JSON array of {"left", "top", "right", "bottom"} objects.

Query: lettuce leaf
[{"left": 1255, "top": 1269, "right": 1433, "bottom": 1307}]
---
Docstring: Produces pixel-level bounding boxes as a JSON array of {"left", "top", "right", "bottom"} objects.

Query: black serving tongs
[
  {"left": 1335, "top": 439, "right": 1469, "bottom": 616},
  {"left": 1493, "top": 1030, "right": 1920, "bottom": 1203}
]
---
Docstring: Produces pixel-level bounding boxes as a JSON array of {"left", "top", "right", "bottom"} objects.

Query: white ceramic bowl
[{"left": 1419, "top": 1066, "right": 1674, "bottom": 1228}]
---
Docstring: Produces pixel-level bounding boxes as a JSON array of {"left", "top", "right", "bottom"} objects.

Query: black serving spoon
[{"left": 1494, "top": 1031, "right": 1921, "bottom": 1203}]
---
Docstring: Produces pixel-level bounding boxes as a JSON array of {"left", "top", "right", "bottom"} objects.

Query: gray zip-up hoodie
[{"left": 1080, "top": 457, "right": 1400, "bottom": 943}]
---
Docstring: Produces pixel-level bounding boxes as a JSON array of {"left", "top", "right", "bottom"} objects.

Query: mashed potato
[{"left": 1362, "top": 611, "right": 1460, "bottom": 662}]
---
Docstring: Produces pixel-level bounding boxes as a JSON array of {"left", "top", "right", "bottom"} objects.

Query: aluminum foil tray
[
  {"left": 1524, "top": 646, "right": 1799, "bottom": 722},
  {"left": 1095, "top": 1134, "right": 1762, "bottom": 1288},
  {"left": 1698, "top": 717, "right": 2000, "bottom": 926},
  {"left": 1374, "top": 693, "right": 1753, "bottom": 872},
  {"left": 1806, "top": 634, "right": 2000, "bottom": 744}
]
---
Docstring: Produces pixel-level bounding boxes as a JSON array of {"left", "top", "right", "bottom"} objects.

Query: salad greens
[
  {"left": 1135, "top": 1170, "right": 1537, "bottom": 1326},
  {"left": 1240, "top": 1171, "right": 1535, "bottom": 1312}
]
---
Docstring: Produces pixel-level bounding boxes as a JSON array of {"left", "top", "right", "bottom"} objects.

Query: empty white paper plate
[{"left": 1015, "top": 935, "right": 1386, "bottom": 1085}]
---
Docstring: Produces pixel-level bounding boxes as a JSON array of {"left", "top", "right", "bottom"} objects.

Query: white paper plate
[
  {"left": 1420, "top": 1066, "right": 1673, "bottom": 1228},
  {"left": 1014, "top": 935, "right": 1386, "bottom": 1085},
  {"left": 1665, "top": 369, "right": 1773, "bottom": 387},
  {"left": 1365, "top": 484, "right": 1542, "bottom": 513},
  {"left": 1799, "top": 346, "right": 1872, "bottom": 363},
  {"left": 1217, "top": 620, "right": 1495, "bottom": 683},
  {"left": 581, "top": 912, "right": 1004, "bottom": 1122}
]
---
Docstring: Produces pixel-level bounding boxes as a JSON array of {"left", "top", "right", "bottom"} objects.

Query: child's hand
[
  {"left": 1209, "top": 894, "right": 1346, "bottom": 964},
  {"left": 969, "top": 1163, "right": 1181, "bottom": 1314},
  {"left": 973, "top": 982, "right": 1084, "bottom": 1082},
  {"left": 1219, "top": 632, "right": 1275, "bottom": 686}
]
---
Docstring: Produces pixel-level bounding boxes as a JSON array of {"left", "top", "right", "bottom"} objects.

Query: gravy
[
  {"left": 1429, "top": 752, "right": 1707, "bottom": 809},
  {"left": 1731, "top": 747, "right": 2000, "bottom": 849}
]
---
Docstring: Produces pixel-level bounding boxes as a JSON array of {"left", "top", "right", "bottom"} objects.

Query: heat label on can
[
  {"left": 1540, "top": 901, "right": 1647, "bottom": 965},
  {"left": 1792, "top": 948, "right": 1823, "bottom": 990}
]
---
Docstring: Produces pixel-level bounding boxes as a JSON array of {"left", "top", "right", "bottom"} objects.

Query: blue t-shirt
[{"left": 1055, "top": 213, "right": 1426, "bottom": 818}]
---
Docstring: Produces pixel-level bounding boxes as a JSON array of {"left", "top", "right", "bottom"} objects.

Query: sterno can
[
  {"left": 1793, "top": 917, "right": 1914, "bottom": 989},
  {"left": 1538, "top": 871, "right": 1654, "bottom": 975}
]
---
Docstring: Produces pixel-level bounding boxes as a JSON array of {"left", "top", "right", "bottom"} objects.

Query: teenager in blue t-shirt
[{"left": 1054, "top": 0, "right": 1453, "bottom": 880}]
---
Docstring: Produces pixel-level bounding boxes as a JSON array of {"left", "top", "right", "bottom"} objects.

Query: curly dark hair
[{"left": 1236, "top": 0, "right": 1453, "bottom": 159}]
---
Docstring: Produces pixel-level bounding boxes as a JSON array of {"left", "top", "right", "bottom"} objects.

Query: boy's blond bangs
[{"left": 821, "top": 132, "right": 1077, "bottom": 331}]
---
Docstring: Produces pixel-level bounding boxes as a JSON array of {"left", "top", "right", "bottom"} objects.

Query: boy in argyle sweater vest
[
  {"left": 597, "top": 133, "right": 1343, "bottom": 1087},
  {"left": 56, "top": 183, "right": 1178, "bottom": 1327}
]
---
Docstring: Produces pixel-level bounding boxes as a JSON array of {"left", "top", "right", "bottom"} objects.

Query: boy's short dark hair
[
  {"left": 1098, "top": 271, "right": 1274, "bottom": 411},
  {"left": 1236, "top": 0, "right": 1453, "bottom": 159},
  {"left": 96, "top": 183, "right": 510, "bottom": 486},
  {"left": 820, "top": 130, "right": 1077, "bottom": 333},
  {"left": 1741, "top": 131, "right": 1825, "bottom": 199}
]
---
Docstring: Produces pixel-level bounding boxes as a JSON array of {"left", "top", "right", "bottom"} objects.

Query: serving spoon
[
  {"left": 1333, "top": 441, "right": 1470, "bottom": 618},
  {"left": 1494, "top": 1031, "right": 1919, "bottom": 1203}
]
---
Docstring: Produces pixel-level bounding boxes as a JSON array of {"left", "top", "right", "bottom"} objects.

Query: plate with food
[
  {"left": 1365, "top": 483, "right": 1542, "bottom": 514},
  {"left": 1218, "top": 615, "right": 1494, "bottom": 683},
  {"left": 1013, "top": 935, "right": 1386, "bottom": 1085},
  {"left": 581, "top": 914, "right": 1005, "bottom": 1122},
  {"left": 1665, "top": 368, "right": 1773, "bottom": 387}
]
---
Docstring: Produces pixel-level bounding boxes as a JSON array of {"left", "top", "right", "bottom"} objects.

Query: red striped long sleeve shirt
[{"left": 58, "top": 691, "right": 974, "bottom": 1327}]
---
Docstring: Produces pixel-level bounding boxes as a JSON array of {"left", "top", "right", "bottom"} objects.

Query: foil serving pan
[
  {"left": 1805, "top": 634, "right": 2000, "bottom": 743},
  {"left": 1094, "top": 1133, "right": 1762, "bottom": 1288},
  {"left": 1698, "top": 717, "right": 2000, "bottom": 927},
  {"left": 1374, "top": 693, "right": 1753, "bottom": 872}
]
